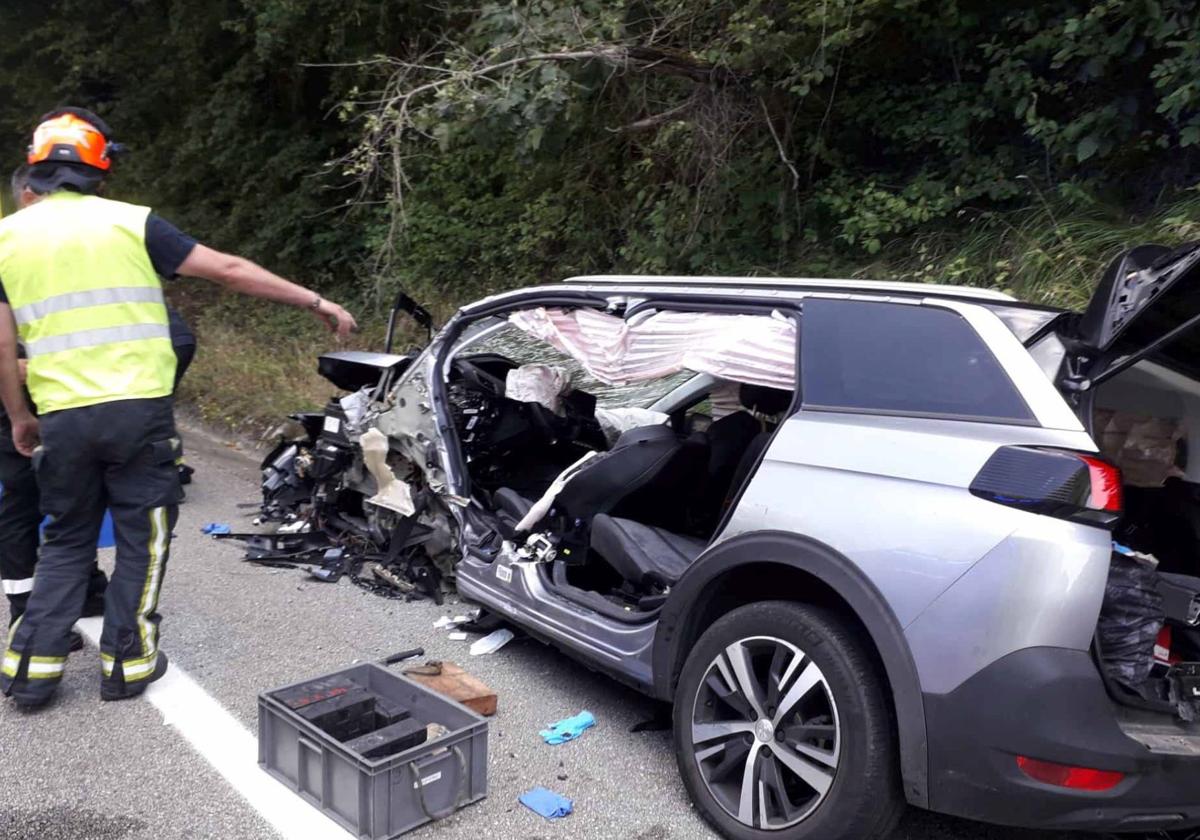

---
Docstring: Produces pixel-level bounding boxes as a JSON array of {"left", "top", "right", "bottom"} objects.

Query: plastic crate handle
[{"left": 409, "top": 745, "right": 467, "bottom": 821}]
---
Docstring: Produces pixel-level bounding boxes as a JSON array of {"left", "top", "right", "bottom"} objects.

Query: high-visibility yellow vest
[{"left": 0, "top": 192, "right": 176, "bottom": 413}]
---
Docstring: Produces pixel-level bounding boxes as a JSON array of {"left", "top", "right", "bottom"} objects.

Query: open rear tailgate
[{"left": 1075, "top": 243, "right": 1200, "bottom": 383}]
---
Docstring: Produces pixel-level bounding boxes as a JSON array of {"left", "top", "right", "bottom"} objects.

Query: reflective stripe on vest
[
  {"left": 12, "top": 286, "right": 165, "bottom": 325},
  {"left": 25, "top": 322, "right": 172, "bottom": 357},
  {"left": 0, "top": 193, "right": 176, "bottom": 412}
]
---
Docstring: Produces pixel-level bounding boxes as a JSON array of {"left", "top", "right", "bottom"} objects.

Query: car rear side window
[{"left": 801, "top": 298, "right": 1036, "bottom": 424}]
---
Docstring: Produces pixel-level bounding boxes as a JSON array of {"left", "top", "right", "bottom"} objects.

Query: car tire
[{"left": 672, "top": 600, "right": 904, "bottom": 840}]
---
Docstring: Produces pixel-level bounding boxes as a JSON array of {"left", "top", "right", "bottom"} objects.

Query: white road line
[{"left": 76, "top": 618, "right": 353, "bottom": 840}]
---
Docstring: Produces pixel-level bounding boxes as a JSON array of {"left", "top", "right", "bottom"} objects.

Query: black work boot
[
  {"left": 101, "top": 652, "right": 169, "bottom": 702},
  {"left": 11, "top": 688, "right": 57, "bottom": 710}
]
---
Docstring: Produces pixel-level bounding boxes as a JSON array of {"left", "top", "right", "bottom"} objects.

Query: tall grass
[{"left": 868, "top": 190, "right": 1200, "bottom": 309}]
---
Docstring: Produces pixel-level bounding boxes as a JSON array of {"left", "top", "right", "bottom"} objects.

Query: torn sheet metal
[{"left": 509, "top": 307, "right": 796, "bottom": 390}]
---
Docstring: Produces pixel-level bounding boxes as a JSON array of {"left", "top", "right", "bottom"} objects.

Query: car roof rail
[{"left": 560, "top": 274, "right": 1017, "bottom": 302}]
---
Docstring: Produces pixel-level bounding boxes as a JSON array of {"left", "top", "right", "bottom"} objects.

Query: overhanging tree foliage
[{"left": 0, "top": 0, "right": 1197, "bottom": 305}]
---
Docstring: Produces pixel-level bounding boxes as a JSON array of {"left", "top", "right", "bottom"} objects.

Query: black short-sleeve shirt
[{"left": 0, "top": 213, "right": 197, "bottom": 303}]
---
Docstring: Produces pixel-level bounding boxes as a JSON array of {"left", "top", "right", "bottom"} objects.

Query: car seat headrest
[{"left": 739, "top": 384, "right": 793, "bottom": 416}]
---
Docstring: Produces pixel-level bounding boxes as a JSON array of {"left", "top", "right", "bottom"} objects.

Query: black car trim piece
[
  {"left": 1090, "top": 308, "right": 1200, "bottom": 389},
  {"left": 654, "top": 529, "right": 930, "bottom": 809},
  {"left": 799, "top": 403, "right": 1043, "bottom": 427}
]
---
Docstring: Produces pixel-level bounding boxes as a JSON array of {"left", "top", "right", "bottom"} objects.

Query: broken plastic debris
[
  {"left": 448, "top": 632, "right": 468, "bottom": 641},
  {"left": 433, "top": 616, "right": 458, "bottom": 630},
  {"left": 360, "top": 428, "right": 415, "bottom": 515},
  {"left": 339, "top": 387, "right": 373, "bottom": 428},
  {"left": 277, "top": 519, "right": 310, "bottom": 534},
  {"left": 201, "top": 523, "right": 231, "bottom": 535},
  {"left": 469, "top": 628, "right": 514, "bottom": 656}
]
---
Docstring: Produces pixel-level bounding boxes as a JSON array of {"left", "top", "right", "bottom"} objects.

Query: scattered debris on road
[{"left": 469, "top": 628, "right": 514, "bottom": 656}]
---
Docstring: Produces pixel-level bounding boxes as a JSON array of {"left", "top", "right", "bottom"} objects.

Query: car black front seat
[
  {"left": 494, "top": 424, "right": 708, "bottom": 534},
  {"left": 590, "top": 513, "right": 707, "bottom": 589}
]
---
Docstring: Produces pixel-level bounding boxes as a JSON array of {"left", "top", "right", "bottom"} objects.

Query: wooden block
[{"left": 404, "top": 661, "right": 498, "bottom": 717}]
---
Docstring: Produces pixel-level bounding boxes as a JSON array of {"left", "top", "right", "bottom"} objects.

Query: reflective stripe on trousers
[
  {"left": 1, "top": 619, "right": 65, "bottom": 679},
  {"left": 0, "top": 652, "right": 65, "bottom": 678},
  {"left": 100, "top": 505, "right": 169, "bottom": 683},
  {"left": 1, "top": 577, "right": 33, "bottom": 595}
]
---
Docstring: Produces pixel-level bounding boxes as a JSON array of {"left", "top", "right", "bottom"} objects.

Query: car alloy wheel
[{"left": 690, "top": 635, "right": 841, "bottom": 830}]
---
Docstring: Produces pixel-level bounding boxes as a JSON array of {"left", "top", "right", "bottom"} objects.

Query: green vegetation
[{"left": 1, "top": 1, "right": 1198, "bottom": 432}]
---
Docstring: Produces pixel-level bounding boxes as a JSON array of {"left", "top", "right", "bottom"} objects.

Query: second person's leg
[
  {"left": 98, "top": 397, "right": 182, "bottom": 699},
  {"left": 1, "top": 408, "right": 105, "bottom": 707},
  {"left": 0, "top": 423, "right": 44, "bottom": 625}
]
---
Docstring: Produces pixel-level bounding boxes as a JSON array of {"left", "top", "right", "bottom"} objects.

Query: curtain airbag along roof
[{"left": 509, "top": 307, "right": 796, "bottom": 390}]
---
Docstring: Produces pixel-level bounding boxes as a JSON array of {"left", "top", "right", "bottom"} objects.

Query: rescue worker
[
  {"left": 0, "top": 164, "right": 198, "bottom": 633},
  {"left": 0, "top": 107, "right": 356, "bottom": 707}
]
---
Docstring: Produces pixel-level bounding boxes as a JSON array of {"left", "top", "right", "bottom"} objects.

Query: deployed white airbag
[
  {"left": 505, "top": 364, "right": 571, "bottom": 413},
  {"left": 509, "top": 307, "right": 796, "bottom": 390}
]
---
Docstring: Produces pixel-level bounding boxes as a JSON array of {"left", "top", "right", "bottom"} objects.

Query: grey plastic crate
[{"left": 259, "top": 662, "right": 488, "bottom": 839}]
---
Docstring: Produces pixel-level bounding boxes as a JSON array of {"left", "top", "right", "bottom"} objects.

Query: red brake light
[
  {"left": 970, "top": 447, "right": 1123, "bottom": 527},
  {"left": 1078, "top": 455, "right": 1123, "bottom": 512},
  {"left": 1016, "top": 756, "right": 1125, "bottom": 791}
]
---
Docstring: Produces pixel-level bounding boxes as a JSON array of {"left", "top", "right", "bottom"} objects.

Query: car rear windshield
[{"left": 802, "top": 298, "right": 1037, "bottom": 424}]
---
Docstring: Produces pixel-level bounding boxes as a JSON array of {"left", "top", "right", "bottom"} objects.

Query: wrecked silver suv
[{"left": 248, "top": 254, "right": 1200, "bottom": 840}]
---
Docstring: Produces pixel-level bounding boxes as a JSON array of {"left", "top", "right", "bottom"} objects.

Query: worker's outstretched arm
[
  {"left": 0, "top": 304, "right": 37, "bottom": 456},
  {"left": 177, "top": 244, "right": 358, "bottom": 338}
]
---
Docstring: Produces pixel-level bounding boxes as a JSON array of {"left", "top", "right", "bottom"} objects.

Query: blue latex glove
[
  {"left": 539, "top": 710, "right": 596, "bottom": 745},
  {"left": 519, "top": 787, "right": 573, "bottom": 819},
  {"left": 201, "top": 523, "right": 231, "bottom": 535}
]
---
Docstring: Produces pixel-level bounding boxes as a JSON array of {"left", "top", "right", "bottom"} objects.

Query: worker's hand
[
  {"left": 313, "top": 299, "right": 358, "bottom": 340},
  {"left": 11, "top": 414, "right": 38, "bottom": 458},
  {"left": 16, "top": 359, "right": 27, "bottom": 385}
]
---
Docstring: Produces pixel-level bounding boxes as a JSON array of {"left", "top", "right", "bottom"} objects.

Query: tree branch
[{"left": 759, "top": 97, "right": 800, "bottom": 192}]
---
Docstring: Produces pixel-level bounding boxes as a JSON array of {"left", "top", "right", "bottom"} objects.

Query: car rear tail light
[
  {"left": 1016, "top": 756, "right": 1125, "bottom": 791},
  {"left": 1078, "top": 454, "right": 1123, "bottom": 512},
  {"left": 970, "top": 446, "right": 1122, "bottom": 528}
]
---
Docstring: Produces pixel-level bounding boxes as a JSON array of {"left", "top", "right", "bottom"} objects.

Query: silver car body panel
[
  {"left": 904, "top": 515, "right": 1112, "bottom": 693},
  {"left": 721, "top": 411, "right": 1099, "bottom": 630}
]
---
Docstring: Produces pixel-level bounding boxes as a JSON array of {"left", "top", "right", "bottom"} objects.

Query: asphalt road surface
[{"left": 0, "top": 424, "right": 1117, "bottom": 840}]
